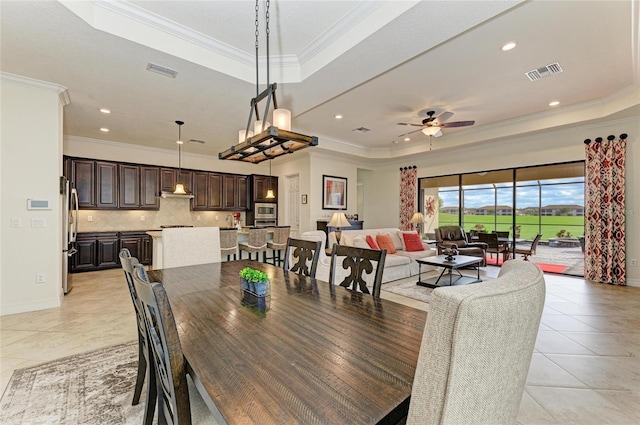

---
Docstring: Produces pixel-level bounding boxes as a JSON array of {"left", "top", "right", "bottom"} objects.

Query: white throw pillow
[
  {"left": 390, "top": 231, "right": 405, "bottom": 251},
  {"left": 342, "top": 233, "right": 356, "bottom": 246},
  {"left": 352, "top": 235, "right": 369, "bottom": 249}
]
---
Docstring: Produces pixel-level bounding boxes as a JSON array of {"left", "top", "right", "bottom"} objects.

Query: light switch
[
  {"left": 11, "top": 217, "right": 22, "bottom": 228},
  {"left": 31, "top": 218, "right": 46, "bottom": 228}
]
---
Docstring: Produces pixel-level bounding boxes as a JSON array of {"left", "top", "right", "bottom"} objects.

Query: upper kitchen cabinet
[
  {"left": 95, "top": 161, "right": 118, "bottom": 209},
  {"left": 70, "top": 159, "right": 95, "bottom": 208},
  {"left": 160, "top": 168, "right": 193, "bottom": 194},
  {"left": 252, "top": 175, "right": 278, "bottom": 203},
  {"left": 120, "top": 165, "right": 159, "bottom": 210},
  {"left": 223, "top": 174, "right": 248, "bottom": 211}
]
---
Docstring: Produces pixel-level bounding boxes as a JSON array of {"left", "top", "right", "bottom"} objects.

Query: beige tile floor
[{"left": 1, "top": 266, "right": 639, "bottom": 424}]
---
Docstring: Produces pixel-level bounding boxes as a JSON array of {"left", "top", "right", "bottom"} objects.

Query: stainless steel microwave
[{"left": 254, "top": 203, "right": 277, "bottom": 219}]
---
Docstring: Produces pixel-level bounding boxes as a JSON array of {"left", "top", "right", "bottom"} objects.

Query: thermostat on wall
[{"left": 27, "top": 199, "right": 51, "bottom": 210}]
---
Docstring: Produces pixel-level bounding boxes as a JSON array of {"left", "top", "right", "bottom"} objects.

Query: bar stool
[
  {"left": 266, "top": 226, "right": 290, "bottom": 266},
  {"left": 220, "top": 229, "right": 238, "bottom": 261},
  {"left": 238, "top": 227, "right": 269, "bottom": 262}
]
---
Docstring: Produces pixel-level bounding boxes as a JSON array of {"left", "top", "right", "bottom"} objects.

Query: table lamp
[
  {"left": 410, "top": 212, "right": 425, "bottom": 236},
  {"left": 328, "top": 212, "right": 351, "bottom": 245}
]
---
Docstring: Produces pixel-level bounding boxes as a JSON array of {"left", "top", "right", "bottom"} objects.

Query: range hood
[{"left": 160, "top": 191, "right": 194, "bottom": 199}]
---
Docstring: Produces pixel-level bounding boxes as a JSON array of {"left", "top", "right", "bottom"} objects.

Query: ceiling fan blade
[
  {"left": 440, "top": 120, "right": 475, "bottom": 128},
  {"left": 397, "top": 122, "right": 424, "bottom": 127},
  {"left": 397, "top": 128, "right": 423, "bottom": 137},
  {"left": 433, "top": 111, "right": 454, "bottom": 125}
]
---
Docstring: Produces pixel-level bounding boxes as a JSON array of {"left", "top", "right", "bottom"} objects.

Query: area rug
[
  {"left": 382, "top": 280, "right": 434, "bottom": 303},
  {"left": 0, "top": 341, "right": 144, "bottom": 425},
  {"left": 534, "top": 262, "right": 569, "bottom": 274}
]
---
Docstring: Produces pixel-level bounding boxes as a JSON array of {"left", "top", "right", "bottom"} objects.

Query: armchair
[{"left": 435, "top": 226, "right": 487, "bottom": 266}]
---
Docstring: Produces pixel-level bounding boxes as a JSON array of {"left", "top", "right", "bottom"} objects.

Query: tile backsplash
[{"left": 77, "top": 198, "right": 244, "bottom": 232}]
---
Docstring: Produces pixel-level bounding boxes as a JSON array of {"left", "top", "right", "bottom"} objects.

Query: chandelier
[{"left": 218, "top": 0, "right": 317, "bottom": 164}]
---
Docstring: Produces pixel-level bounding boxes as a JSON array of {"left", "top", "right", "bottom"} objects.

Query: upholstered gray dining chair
[
  {"left": 118, "top": 248, "right": 155, "bottom": 425},
  {"left": 406, "top": 260, "right": 545, "bottom": 425},
  {"left": 283, "top": 238, "right": 322, "bottom": 278},
  {"left": 329, "top": 244, "right": 387, "bottom": 298}
]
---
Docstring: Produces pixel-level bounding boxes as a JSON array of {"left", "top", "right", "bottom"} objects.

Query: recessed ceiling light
[
  {"left": 99, "top": 128, "right": 109, "bottom": 132},
  {"left": 501, "top": 41, "right": 517, "bottom": 51},
  {"left": 335, "top": 114, "right": 343, "bottom": 119},
  {"left": 404, "top": 137, "right": 410, "bottom": 142},
  {"left": 99, "top": 108, "right": 111, "bottom": 114},
  {"left": 549, "top": 101, "right": 560, "bottom": 107}
]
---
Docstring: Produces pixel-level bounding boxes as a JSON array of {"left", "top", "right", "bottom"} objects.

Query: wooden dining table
[{"left": 148, "top": 260, "right": 427, "bottom": 425}]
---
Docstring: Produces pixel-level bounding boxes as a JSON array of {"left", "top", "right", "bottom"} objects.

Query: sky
[{"left": 439, "top": 178, "right": 585, "bottom": 209}]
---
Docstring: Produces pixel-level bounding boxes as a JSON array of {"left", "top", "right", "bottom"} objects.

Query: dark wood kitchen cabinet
[
  {"left": 160, "top": 168, "right": 192, "bottom": 194},
  {"left": 223, "top": 175, "right": 248, "bottom": 210},
  {"left": 140, "top": 166, "right": 160, "bottom": 209},
  {"left": 209, "top": 173, "right": 223, "bottom": 209},
  {"left": 95, "top": 161, "right": 118, "bottom": 208},
  {"left": 191, "top": 171, "right": 209, "bottom": 210},
  {"left": 252, "top": 175, "right": 278, "bottom": 203},
  {"left": 120, "top": 165, "right": 159, "bottom": 209},
  {"left": 71, "top": 232, "right": 119, "bottom": 272},
  {"left": 119, "top": 231, "right": 152, "bottom": 265},
  {"left": 70, "top": 159, "right": 96, "bottom": 208}
]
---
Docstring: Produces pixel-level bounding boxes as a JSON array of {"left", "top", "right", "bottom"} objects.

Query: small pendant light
[
  {"left": 173, "top": 120, "right": 187, "bottom": 194},
  {"left": 265, "top": 158, "right": 275, "bottom": 199}
]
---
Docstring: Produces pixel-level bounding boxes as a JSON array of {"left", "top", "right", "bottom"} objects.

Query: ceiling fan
[{"left": 397, "top": 110, "right": 475, "bottom": 138}]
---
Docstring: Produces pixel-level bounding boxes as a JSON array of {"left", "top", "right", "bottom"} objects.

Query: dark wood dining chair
[
  {"left": 477, "top": 232, "right": 510, "bottom": 264},
  {"left": 329, "top": 244, "right": 387, "bottom": 299},
  {"left": 132, "top": 264, "right": 191, "bottom": 425},
  {"left": 267, "top": 226, "right": 291, "bottom": 266},
  {"left": 118, "top": 248, "right": 155, "bottom": 425},
  {"left": 238, "top": 227, "right": 269, "bottom": 262},
  {"left": 284, "top": 238, "right": 322, "bottom": 278},
  {"left": 493, "top": 230, "right": 510, "bottom": 239},
  {"left": 515, "top": 233, "right": 543, "bottom": 261}
]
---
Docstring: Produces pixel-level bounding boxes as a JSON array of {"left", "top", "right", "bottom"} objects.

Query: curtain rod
[
  {"left": 584, "top": 133, "right": 628, "bottom": 144},
  {"left": 400, "top": 165, "right": 417, "bottom": 170}
]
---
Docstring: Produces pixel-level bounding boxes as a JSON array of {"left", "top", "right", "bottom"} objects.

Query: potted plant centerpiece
[{"left": 239, "top": 267, "right": 270, "bottom": 310}]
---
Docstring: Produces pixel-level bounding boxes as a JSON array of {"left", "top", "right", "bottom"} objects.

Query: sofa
[{"left": 300, "top": 228, "right": 437, "bottom": 286}]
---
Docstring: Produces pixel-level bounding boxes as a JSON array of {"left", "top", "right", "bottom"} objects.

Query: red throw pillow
[
  {"left": 366, "top": 235, "right": 380, "bottom": 250},
  {"left": 402, "top": 232, "right": 425, "bottom": 252},
  {"left": 376, "top": 234, "right": 397, "bottom": 254}
]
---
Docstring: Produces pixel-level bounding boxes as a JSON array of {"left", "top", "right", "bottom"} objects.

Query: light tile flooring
[{"left": 1, "top": 267, "right": 639, "bottom": 424}]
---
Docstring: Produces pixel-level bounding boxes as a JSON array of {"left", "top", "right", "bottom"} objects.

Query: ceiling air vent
[
  {"left": 146, "top": 63, "right": 178, "bottom": 78},
  {"left": 352, "top": 127, "right": 370, "bottom": 133},
  {"left": 189, "top": 139, "right": 205, "bottom": 144},
  {"left": 525, "top": 62, "right": 563, "bottom": 81}
]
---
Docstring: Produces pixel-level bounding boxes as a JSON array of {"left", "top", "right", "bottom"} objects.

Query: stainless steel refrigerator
[{"left": 61, "top": 176, "right": 78, "bottom": 294}]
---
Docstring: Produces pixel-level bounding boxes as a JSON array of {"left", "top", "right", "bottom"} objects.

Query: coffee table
[{"left": 416, "top": 254, "right": 482, "bottom": 288}]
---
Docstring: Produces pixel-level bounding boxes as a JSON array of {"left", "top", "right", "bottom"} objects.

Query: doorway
[{"left": 285, "top": 174, "right": 300, "bottom": 237}]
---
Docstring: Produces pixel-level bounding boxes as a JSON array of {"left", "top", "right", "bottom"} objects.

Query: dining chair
[
  {"left": 132, "top": 264, "right": 192, "bottom": 425},
  {"left": 118, "top": 249, "right": 155, "bottom": 425},
  {"left": 406, "top": 260, "right": 545, "bottom": 425},
  {"left": 329, "top": 244, "right": 387, "bottom": 298},
  {"left": 493, "top": 230, "right": 510, "bottom": 239},
  {"left": 515, "top": 233, "right": 543, "bottom": 261},
  {"left": 238, "top": 227, "right": 269, "bottom": 262},
  {"left": 266, "top": 226, "right": 291, "bottom": 266},
  {"left": 477, "top": 232, "right": 510, "bottom": 265},
  {"left": 283, "top": 238, "right": 322, "bottom": 278},
  {"left": 219, "top": 229, "right": 238, "bottom": 261}
]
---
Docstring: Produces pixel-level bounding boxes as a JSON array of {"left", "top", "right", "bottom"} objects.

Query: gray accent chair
[{"left": 407, "top": 260, "right": 545, "bottom": 424}]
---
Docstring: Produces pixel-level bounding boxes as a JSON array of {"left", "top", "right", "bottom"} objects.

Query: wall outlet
[
  {"left": 215, "top": 215, "right": 219, "bottom": 221},
  {"left": 88, "top": 215, "right": 93, "bottom": 222},
  {"left": 197, "top": 215, "right": 201, "bottom": 221},
  {"left": 631, "top": 259, "right": 637, "bottom": 267},
  {"left": 140, "top": 215, "right": 145, "bottom": 222},
  {"left": 36, "top": 272, "right": 46, "bottom": 283}
]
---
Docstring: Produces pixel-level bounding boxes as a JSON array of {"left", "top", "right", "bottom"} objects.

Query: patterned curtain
[
  {"left": 584, "top": 135, "right": 627, "bottom": 285},
  {"left": 400, "top": 166, "right": 417, "bottom": 231}
]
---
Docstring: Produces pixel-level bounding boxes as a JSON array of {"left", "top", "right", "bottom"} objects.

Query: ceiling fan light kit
[{"left": 219, "top": 0, "right": 317, "bottom": 164}]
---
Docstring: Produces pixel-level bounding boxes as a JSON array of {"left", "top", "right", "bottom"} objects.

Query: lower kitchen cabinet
[{"left": 71, "top": 231, "right": 152, "bottom": 273}]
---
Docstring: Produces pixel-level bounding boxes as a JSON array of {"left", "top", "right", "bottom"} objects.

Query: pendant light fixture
[
  {"left": 219, "top": 0, "right": 317, "bottom": 164},
  {"left": 173, "top": 120, "right": 187, "bottom": 194},
  {"left": 265, "top": 158, "right": 275, "bottom": 199}
]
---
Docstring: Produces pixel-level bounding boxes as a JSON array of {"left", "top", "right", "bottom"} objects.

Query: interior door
[{"left": 286, "top": 174, "right": 300, "bottom": 237}]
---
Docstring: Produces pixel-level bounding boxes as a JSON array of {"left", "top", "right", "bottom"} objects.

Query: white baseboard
[
  {"left": 626, "top": 278, "right": 640, "bottom": 287},
  {"left": 0, "top": 296, "right": 62, "bottom": 316}
]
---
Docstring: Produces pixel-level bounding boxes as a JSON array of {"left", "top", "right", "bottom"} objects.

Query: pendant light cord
[
  {"left": 266, "top": 0, "right": 270, "bottom": 88},
  {"left": 254, "top": 0, "right": 259, "bottom": 98}
]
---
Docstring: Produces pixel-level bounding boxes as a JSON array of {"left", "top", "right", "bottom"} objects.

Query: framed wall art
[{"left": 322, "top": 175, "right": 347, "bottom": 210}]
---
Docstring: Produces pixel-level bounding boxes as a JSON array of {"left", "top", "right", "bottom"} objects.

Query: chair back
[
  {"left": 247, "top": 227, "right": 268, "bottom": 249},
  {"left": 407, "top": 260, "right": 545, "bottom": 425},
  {"left": 271, "top": 226, "right": 291, "bottom": 246},
  {"left": 477, "top": 232, "right": 500, "bottom": 250},
  {"left": 329, "top": 244, "right": 386, "bottom": 298},
  {"left": 493, "top": 230, "right": 510, "bottom": 239},
  {"left": 284, "top": 238, "right": 322, "bottom": 278},
  {"left": 219, "top": 229, "right": 238, "bottom": 249},
  {"left": 119, "top": 249, "right": 147, "bottom": 341},
  {"left": 132, "top": 264, "right": 191, "bottom": 425},
  {"left": 529, "top": 233, "right": 543, "bottom": 253}
]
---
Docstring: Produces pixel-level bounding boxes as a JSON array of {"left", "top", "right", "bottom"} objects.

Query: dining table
[{"left": 147, "top": 260, "right": 428, "bottom": 425}]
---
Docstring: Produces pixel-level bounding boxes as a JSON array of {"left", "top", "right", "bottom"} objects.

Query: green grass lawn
[{"left": 438, "top": 213, "right": 584, "bottom": 240}]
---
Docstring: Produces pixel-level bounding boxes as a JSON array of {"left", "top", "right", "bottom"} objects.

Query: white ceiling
[{"left": 1, "top": 0, "right": 638, "bottom": 161}]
